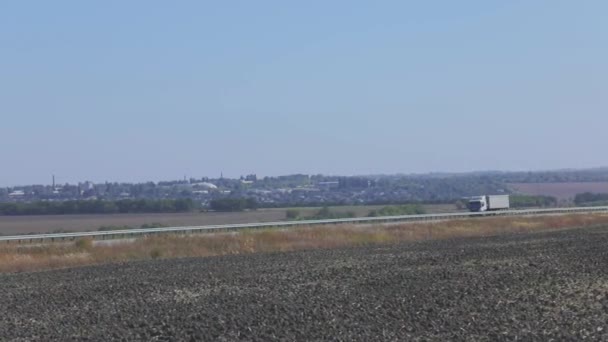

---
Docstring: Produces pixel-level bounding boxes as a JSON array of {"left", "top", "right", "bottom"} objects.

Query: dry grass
[{"left": 2, "top": 213, "right": 608, "bottom": 274}]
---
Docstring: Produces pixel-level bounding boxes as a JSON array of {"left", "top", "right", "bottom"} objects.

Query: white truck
[{"left": 468, "top": 195, "right": 510, "bottom": 212}]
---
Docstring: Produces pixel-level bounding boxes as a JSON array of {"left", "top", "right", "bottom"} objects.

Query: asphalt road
[{"left": 1, "top": 226, "right": 608, "bottom": 341}]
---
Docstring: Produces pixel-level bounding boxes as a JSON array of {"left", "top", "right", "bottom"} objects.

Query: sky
[{"left": 1, "top": 1, "right": 607, "bottom": 186}]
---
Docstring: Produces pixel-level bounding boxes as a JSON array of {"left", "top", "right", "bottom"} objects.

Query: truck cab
[{"left": 468, "top": 196, "right": 488, "bottom": 212}]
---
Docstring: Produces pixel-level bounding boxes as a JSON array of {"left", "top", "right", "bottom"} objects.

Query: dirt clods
[{"left": 1, "top": 226, "right": 608, "bottom": 341}]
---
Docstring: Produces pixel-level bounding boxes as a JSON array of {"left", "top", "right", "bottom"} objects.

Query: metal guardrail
[{"left": 2, "top": 206, "right": 608, "bottom": 244}]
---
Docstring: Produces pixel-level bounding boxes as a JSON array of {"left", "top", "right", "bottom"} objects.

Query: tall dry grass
[{"left": 2, "top": 213, "right": 608, "bottom": 273}]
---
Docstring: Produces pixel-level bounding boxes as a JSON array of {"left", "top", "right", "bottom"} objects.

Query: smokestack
[{"left": 52, "top": 175, "right": 55, "bottom": 188}]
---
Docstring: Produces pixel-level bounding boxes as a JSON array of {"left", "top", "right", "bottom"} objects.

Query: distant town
[{"left": 2, "top": 168, "right": 608, "bottom": 210}]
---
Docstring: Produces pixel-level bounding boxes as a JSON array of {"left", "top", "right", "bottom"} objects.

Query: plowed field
[{"left": 1, "top": 226, "right": 608, "bottom": 341}]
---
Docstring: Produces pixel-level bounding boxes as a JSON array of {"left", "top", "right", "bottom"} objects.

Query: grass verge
[{"left": 1, "top": 213, "right": 608, "bottom": 273}]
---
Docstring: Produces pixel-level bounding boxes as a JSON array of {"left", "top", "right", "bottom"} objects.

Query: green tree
[{"left": 285, "top": 209, "right": 300, "bottom": 220}]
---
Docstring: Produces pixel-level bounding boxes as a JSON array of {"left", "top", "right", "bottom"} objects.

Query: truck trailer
[{"left": 468, "top": 195, "right": 510, "bottom": 212}]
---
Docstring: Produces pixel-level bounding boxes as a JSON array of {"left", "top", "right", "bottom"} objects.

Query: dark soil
[{"left": 1, "top": 227, "right": 608, "bottom": 341}]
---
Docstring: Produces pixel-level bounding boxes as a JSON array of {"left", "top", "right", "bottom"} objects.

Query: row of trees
[
  {"left": 495, "top": 169, "right": 608, "bottom": 183},
  {"left": 574, "top": 193, "right": 608, "bottom": 205},
  {"left": 0, "top": 199, "right": 195, "bottom": 216},
  {"left": 368, "top": 204, "right": 426, "bottom": 217},
  {"left": 509, "top": 195, "right": 558, "bottom": 208},
  {"left": 209, "top": 198, "right": 258, "bottom": 212},
  {"left": 285, "top": 207, "right": 356, "bottom": 220},
  {"left": 285, "top": 204, "right": 427, "bottom": 221},
  {"left": 309, "top": 207, "right": 356, "bottom": 220}
]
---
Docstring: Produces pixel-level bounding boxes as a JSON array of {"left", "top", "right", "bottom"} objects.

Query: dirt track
[{"left": 1, "top": 226, "right": 608, "bottom": 341}]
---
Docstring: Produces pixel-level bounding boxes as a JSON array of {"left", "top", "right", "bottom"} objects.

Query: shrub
[
  {"left": 209, "top": 198, "right": 258, "bottom": 212},
  {"left": 574, "top": 192, "right": 608, "bottom": 206},
  {"left": 141, "top": 223, "right": 167, "bottom": 229},
  {"left": 51, "top": 228, "right": 73, "bottom": 234},
  {"left": 285, "top": 209, "right": 300, "bottom": 220},
  {"left": 368, "top": 204, "right": 426, "bottom": 217},
  {"left": 150, "top": 248, "right": 163, "bottom": 259},
  {"left": 310, "top": 207, "right": 356, "bottom": 220},
  {"left": 98, "top": 225, "right": 134, "bottom": 231},
  {"left": 510, "top": 195, "right": 557, "bottom": 208},
  {"left": 74, "top": 238, "right": 93, "bottom": 250}
]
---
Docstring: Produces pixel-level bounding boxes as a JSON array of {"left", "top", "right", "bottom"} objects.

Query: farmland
[
  {"left": 2, "top": 212, "right": 608, "bottom": 274},
  {"left": 2, "top": 224, "right": 608, "bottom": 340},
  {"left": 0, "top": 204, "right": 456, "bottom": 235},
  {"left": 510, "top": 182, "right": 608, "bottom": 201}
]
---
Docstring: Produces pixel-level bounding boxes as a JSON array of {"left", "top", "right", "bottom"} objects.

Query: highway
[{"left": 1, "top": 206, "right": 608, "bottom": 244}]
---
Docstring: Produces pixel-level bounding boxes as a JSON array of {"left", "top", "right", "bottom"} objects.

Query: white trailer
[{"left": 468, "top": 195, "right": 510, "bottom": 212}]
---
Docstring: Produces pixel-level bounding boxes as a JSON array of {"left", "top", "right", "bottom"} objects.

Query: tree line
[
  {"left": 209, "top": 198, "right": 258, "bottom": 212},
  {"left": 368, "top": 204, "right": 426, "bottom": 217},
  {"left": 509, "top": 195, "right": 557, "bottom": 208},
  {"left": 574, "top": 193, "right": 608, "bottom": 206},
  {"left": 0, "top": 199, "right": 195, "bottom": 216},
  {"left": 285, "top": 204, "right": 427, "bottom": 221}
]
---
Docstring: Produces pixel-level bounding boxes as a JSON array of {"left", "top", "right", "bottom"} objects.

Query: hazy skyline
[{"left": 1, "top": 1, "right": 607, "bottom": 186}]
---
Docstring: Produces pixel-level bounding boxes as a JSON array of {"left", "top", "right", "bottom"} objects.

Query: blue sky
[{"left": 1, "top": 1, "right": 607, "bottom": 186}]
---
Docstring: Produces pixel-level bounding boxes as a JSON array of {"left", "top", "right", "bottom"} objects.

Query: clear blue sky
[{"left": 1, "top": 1, "right": 607, "bottom": 186}]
